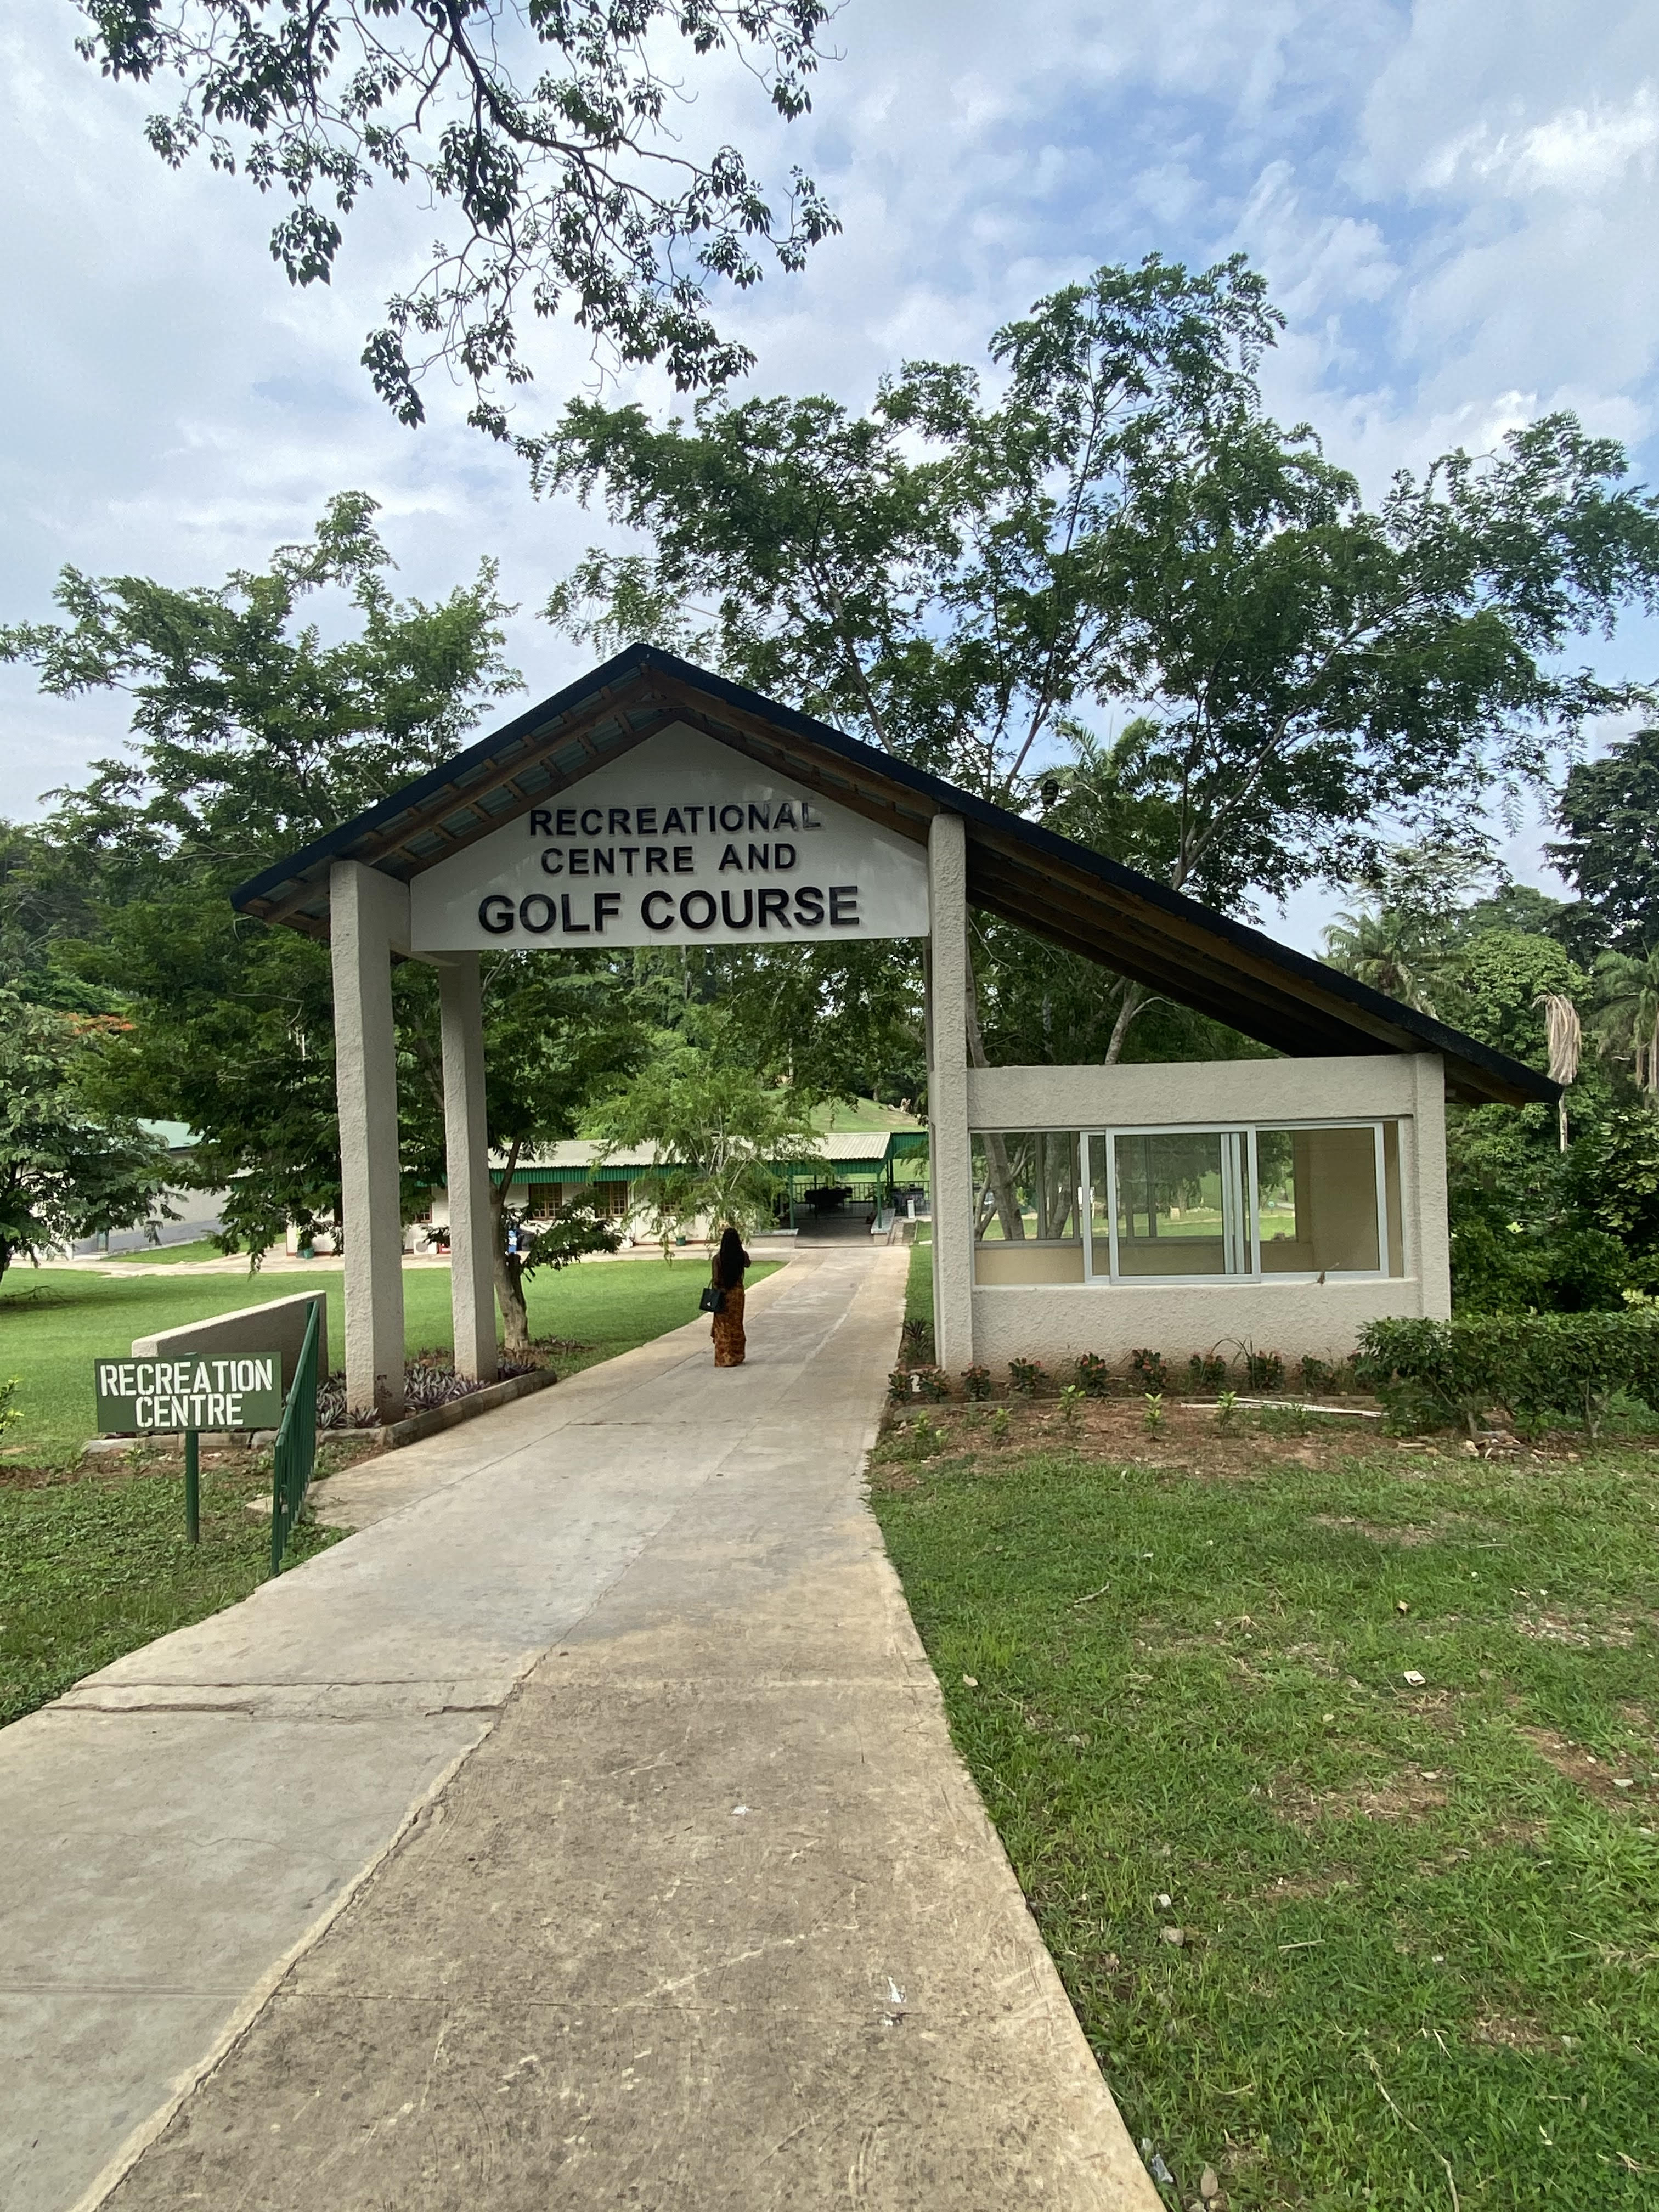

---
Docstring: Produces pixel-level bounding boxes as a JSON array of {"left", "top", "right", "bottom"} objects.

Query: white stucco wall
[{"left": 964, "top": 1053, "right": 1450, "bottom": 1372}]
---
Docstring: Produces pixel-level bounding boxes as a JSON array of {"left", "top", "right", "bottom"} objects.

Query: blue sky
[{"left": 4, "top": 0, "right": 1658, "bottom": 944}]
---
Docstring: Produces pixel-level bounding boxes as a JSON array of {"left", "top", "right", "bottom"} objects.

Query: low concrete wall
[
  {"left": 132, "top": 1291, "right": 329, "bottom": 1396},
  {"left": 971, "top": 1275, "right": 1421, "bottom": 1373}
]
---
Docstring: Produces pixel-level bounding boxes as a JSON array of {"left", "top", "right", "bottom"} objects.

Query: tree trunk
[
  {"left": 1104, "top": 980, "right": 1147, "bottom": 1064},
  {"left": 488, "top": 1138, "right": 527, "bottom": 1351},
  {"left": 496, "top": 1247, "right": 530, "bottom": 1352},
  {"left": 962, "top": 939, "right": 1025, "bottom": 1240}
]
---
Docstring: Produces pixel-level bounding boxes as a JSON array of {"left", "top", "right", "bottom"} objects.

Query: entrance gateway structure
[{"left": 234, "top": 645, "right": 1556, "bottom": 1418}]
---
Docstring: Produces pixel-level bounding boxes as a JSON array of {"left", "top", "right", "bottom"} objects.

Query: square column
[
  {"left": 330, "top": 860, "right": 409, "bottom": 1421},
  {"left": 439, "top": 953, "right": 498, "bottom": 1383},
  {"left": 1410, "top": 1053, "right": 1452, "bottom": 1318},
  {"left": 926, "top": 812, "right": 974, "bottom": 1374}
]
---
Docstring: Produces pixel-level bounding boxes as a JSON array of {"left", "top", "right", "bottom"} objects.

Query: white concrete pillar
[
  {"left": 439, "top": 953, "right": 498, "bottom": 1383},
  {"left": 926, "top": 813, "right": 974, "bottom": 1374},
  {"left": 1410, "top": 1053, "right": 1452, "bottom": 1318},
  {"left": 330, "top": 860, "right": 409, "bottom": 1420}
]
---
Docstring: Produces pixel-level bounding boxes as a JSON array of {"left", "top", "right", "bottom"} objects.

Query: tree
[
  {"left": 668, "top": 938, "right": 925, "bottom": 1108},
  {"left": 1590, "top": 947, "right": 1659, "bottom": 1094},
  {"left": 541, "top": 255, "right": 1659, "bottom": 1057},
  {"left": 2, "top": 501, "right": 648, "bottom": 1322},
  {"left": 1, "top": 494, "right": 522, "bottom": 1255},
  {"left": 1551, "top": 725, "right": 1659, "bottom": 951},
  {"left": 0, "top": 990, "right": 174, "bottom": 1284},
  {"left": 494, "top": 1203, "right": 620, "bottom": 1355},
  {"left": 74, "top": 0, "right": 838, "bottom": 431},
  {"left": 594, "top": 1028, "right": 816, "bottom": 1250},
  {"left": 1323, "top": 907, "right": 1444, "bottom": 1014},
  {"left": 1439, "top": 929, "right": 1589, "bottom": 1070},
  {"left": 1322, "top": 842, "right": 1493, "bottom": 1014}
]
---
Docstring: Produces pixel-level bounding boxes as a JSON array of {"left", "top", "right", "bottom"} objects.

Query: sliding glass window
[
  {"left": 972, "top": 1132, "right": 1084, "bottom": 1283},
  {"left": 974, "top": 1121, "right": 1400, "bottom": 1288},
  {"left": 1255, "top": 1125, "right": 1384, "bottom": 1274},
  {"left": 1098, "top": 1130, "right": 1250, "bottom": 1277}
]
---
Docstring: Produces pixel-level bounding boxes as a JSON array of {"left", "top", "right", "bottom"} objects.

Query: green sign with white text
[{"left": 94, "top": 1352, "right": 284, "bottom": 1436}]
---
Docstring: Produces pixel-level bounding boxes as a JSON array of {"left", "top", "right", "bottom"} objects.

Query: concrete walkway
[{"left": 2, "top": 1248, "right": 1157, "bottom": 2212}]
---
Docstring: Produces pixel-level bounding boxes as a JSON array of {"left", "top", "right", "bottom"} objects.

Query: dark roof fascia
[
  {"left": 230, "top": 642, "right": 1558, "bottom": 1109},
  {"left": 230, "top": 645, "right": 682, "bottom": 914}
]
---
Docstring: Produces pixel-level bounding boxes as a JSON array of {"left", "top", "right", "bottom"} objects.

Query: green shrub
[
  {"left": 912, "top": 1365, "right": 951, "bottom": 1403},
  {"left": 1243, "top": 1346, "right": 1284, "bottom": 1392},
  {"left": 899, "top": 1316, "right": 935, "bottom": 1365},
  {"left": 1073, "top": 1351, "right": 1112, "bottom": 1397},
  {"left": 1357, "top": 1311, "right": 1659, "bottom": 1439},
  {"left": 1008, "top": 1358, "right": 1045, "bottom": 1397},
  {"left": 961, "top": 1364, "right": 992, "bottom": 1401},
  {"left": 1129, "top": 1347, "right": 1171, "bottom": 1393},
  {"left": 887, "top": 1367, "right": 913, "bottom": 1404},
  {"left": 1188, "top": 1352, "right": 1229, "bottom": 1391},
  {"left": 1297, "top": 1353, "right": 1356, "bottom": 1396}
]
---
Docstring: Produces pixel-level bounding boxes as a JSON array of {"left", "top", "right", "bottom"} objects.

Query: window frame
[{"left": 969, "top": 1118, "right": 1395, "bottom": 1288}]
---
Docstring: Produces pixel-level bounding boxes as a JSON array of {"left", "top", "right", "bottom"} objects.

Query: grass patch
[
  {"left": 868, "top": 1400, "right": 1659, "bottom": 2209},
  {"left": 108, "top": 1239, "right": 229, "bottom": 1266},
  {"left": 0, "top": 1256, "right": 776, "bottom": 1465},
  {"left": 0, "top": 1447, "right": 341, "bottom": 1726},
  {"left": 905, "top": 1226, "right": 933, "bottom": 1333}
]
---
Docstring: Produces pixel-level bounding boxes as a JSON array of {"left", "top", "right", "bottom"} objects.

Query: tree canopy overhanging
[{"left": 72, "top": 0, "right": 839, "bottom": 428}]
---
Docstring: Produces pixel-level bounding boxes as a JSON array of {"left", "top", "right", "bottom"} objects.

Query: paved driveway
[{"left": 2, "top": 1246, "right": 1156, "bottom": 2211}]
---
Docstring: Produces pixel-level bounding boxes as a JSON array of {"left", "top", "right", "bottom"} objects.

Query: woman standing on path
[{"left": 710, "top": 1226, "right": 751, "bottom": 1367}]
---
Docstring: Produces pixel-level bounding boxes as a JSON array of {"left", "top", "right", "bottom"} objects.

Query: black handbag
[{"left": 699, "top": 1282, "right": 725, "bottom": 1314}]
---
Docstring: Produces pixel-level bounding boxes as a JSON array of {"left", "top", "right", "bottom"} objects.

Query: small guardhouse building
[{"left": 233, "top": 646, "right": 1555, "bottom": 1417}]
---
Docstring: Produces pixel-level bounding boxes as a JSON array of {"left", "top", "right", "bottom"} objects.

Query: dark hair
[{"left": 714, "top": 1224, "right": 750, "bottom": 1289}]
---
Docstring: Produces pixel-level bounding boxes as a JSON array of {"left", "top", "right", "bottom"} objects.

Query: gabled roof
[{"left": 232, "top": 643, "right": 1556, "bottom": 1109}]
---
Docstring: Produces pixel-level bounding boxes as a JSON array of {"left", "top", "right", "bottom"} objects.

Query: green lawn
[
  {"left": 870, "top": 1407, "right": 1659, "bottom": 2210},
  {"left": 110, "top": 1238, "right": 229, "bottom": 1265},
  {"left": 813, "top": 1095, "right": 924, "bottom": 1133},
  {"left": 0, "top": 1451, "right": 340, "bottom": 1727},
  {"left": 0, "top": 1256, "right": 776, "bottom": 1465},
  {"left": 906, "top": 1225, "right": 933, "bottom": 1331},
  {"left": 1, "top": 1254, "right": 777, "bottom": 1728}
]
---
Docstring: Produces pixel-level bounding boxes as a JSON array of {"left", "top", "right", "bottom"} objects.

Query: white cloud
[
  {"left": 2, "top": 0, "right": 1657, "bottom": 874},
  {"left": 1426, "top": 89, "right": 1659, "bottom": 195}
]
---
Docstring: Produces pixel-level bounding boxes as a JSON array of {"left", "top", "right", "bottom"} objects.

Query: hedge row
[{"left": 1357, "top": 1312, "right": 1659, "bottom": 1436}]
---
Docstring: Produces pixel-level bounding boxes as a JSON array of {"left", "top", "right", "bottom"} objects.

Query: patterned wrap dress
[{"left": 710, "top": 1250, "right": 748, "bottom": 1366}]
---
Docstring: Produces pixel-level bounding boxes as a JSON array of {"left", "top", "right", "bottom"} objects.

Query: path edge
[{"left": 62, "top": 1706, "right": 517, "bottom": 2211}]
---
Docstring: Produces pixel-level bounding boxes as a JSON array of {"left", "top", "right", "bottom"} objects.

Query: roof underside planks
[{"left": 231, "top": 645, "right": 1558, "bottom": 1112}]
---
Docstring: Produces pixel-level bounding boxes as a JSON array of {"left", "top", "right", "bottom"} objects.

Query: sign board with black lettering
[
  {"left": 94, "top": 1352, "right": 285, "bottom": 1436},
  {"left": 408, "top": 724, "right": 932, "bottom": 952}
]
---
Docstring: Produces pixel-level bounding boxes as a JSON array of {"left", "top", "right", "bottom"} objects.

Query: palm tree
[
  {"left": 1590, "top": 948, "right": 1659, "bottom": 1094},
  {"left": 1322, "top": 905, "right": 1442, "bottom": 1014}
]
